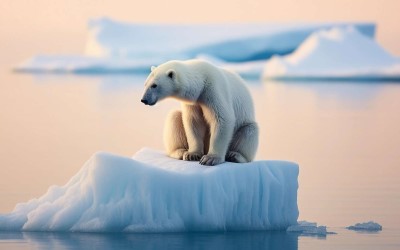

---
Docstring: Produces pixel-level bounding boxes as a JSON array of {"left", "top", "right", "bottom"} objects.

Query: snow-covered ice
[
  {"left": 263, "top": 27, "right": 400, "bottom": 80},
  {"left": 287, "top": 221, "right": 335, "bottom": 236},
  {"left": 0, "top": 148, "right": 299, "bottom": 232},
  {"left": 15, "top": 17, "right": 375, "bottom": 74},
  {"left": 346, "top": 221, "right": 382, "bottom": 231}
]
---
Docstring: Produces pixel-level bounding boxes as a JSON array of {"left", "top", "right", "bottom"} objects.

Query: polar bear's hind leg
[
  {"left": 164, "top": 110, "right": 188, "bottom": 159},
  {"left": 226, "top": 123, "right": 259, "bottom": 163}
]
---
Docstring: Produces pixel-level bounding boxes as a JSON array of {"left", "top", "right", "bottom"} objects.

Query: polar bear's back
[
  {"left": 181, "top": 59, "right": 256, "bottom": 124},
  {"left": 220, "top": 68, "right": 255, "bottom": 121}
]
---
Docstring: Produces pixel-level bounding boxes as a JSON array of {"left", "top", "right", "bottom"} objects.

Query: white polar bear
[{"left": 141, "top": 59, "right": 258, "bottom": 166}]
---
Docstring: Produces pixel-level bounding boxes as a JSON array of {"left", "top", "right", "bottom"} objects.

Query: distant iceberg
[
  {"left": 0, "top": 148, "right": 299, "bottom": 232},
  {"left": 15, "top": 18, "right": 375, "bottom": 74},
  {"left": 346, "top": 221, "right": 382, "bottom": 231},
  {"left": 263, "top": 27, "right": 400, "bottom": 80}
]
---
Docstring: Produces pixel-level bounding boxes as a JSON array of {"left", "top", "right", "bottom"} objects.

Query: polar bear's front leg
[
  {"left": 200, "top": 106, "right": 234, "bottom": 166},
  {"left": 182, "top": 104, "right": 207, "bottom": 161}
]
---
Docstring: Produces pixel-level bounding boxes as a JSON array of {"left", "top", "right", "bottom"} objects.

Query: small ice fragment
[
  {"left": 287, "top": 221, "right": 335, "bottom": 236},
  {"left": 287, "top": 221, "right": 317, "bottom": 232},
  {"left": 346, "top": 221, "right": 382, "bottom": 231}
]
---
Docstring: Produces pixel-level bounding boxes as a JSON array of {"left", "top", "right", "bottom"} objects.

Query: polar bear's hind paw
[
  {"left": 226, "top": 151, "right": 248, "bottom": 163},
  {"left": 183, "top": 151, "right": 203, "bottom": 161},
  {"left": 169, "top": 149, "right": 187, "bottom": 160}
]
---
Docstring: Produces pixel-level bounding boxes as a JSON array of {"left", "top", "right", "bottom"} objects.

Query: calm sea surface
[{"left": 0, "top": 69, "right": 399, "bottom": 249}]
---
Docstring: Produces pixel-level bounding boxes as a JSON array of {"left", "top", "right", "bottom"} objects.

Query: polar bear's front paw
[
  {"left": 199, "top": 154, "right": 224, "bottom": 166},
  {"left": 183, "top": 151, "right": 203, "bottom": 161}
]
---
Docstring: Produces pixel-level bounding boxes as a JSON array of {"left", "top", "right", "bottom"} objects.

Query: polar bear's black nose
[{"left": 141, "top": 99, "right": 148, "bottom": 105}]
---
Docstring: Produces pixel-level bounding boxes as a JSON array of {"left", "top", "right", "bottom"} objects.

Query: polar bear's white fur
[{"left": 141, "top": 59, "right": 258, "bottom": 166}]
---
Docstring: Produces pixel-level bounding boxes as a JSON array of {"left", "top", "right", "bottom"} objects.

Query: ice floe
[{"left": 0, "top": 148, "right": 299, "bottom": 232}]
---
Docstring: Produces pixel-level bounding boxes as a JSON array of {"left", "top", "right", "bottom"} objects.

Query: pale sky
[{"left": 1, "top": 0, "right": 399, "bottom": 64}]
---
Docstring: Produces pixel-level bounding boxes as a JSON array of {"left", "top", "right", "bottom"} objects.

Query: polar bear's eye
[{"left": 151, "top": 84, "right": 158, "bottom": 88}]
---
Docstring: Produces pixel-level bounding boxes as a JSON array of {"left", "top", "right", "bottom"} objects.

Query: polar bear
[{"left": 141, "top": 59, "right": 258, "bottom": 166}]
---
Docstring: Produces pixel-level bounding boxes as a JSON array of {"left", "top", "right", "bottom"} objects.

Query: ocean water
[{"left": 0, "top": 70, "right": 399, "bottom": 249}]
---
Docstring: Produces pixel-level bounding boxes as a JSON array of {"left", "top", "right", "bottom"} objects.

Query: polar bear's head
[{"left": 141, "top": 63, "right": 178, "bottom": 106}]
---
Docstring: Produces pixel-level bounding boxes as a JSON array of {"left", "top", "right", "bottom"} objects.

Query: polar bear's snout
[
  {"left": 141, "top": 90, "right": 158, "bottom": 106},
  {"left": 140, "top": 96, "right": 157, "bottom": 106}
]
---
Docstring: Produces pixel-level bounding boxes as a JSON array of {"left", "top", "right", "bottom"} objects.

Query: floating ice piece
[
  {"left": 263, "top": 26, "right": 400, "bottom": 80},
  {"left": 287, "top": 221, "right": 335, "bottom": 236},
  {"left": 287, "top": 221, "right": 317, "bottom": 232},
  {"left": 0, "top": 148, "right": 299, "bottom": 232},
  {"left": 15, "top": 18, "right": 375, "bottom": 74},
  {"left": 16, "top": 55, "right": 160, "bottom": 74},
  {"left": 346, "top": 221, "right": 382, "bottom": 231}
]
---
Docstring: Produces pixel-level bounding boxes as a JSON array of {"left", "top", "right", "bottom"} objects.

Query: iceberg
[
  {"left": 84, "top": 18, "right": 374, "bottom": 62},
  {"left": 15, "top": 17, "right": 375, "bottom": 74},
  {"left": 263, "top": 27, "right": 400, "bottom": 80},
  {"left": 0, "top": 148, "right": 299, "bottom": 232},
  {"left": 346, "top": 221, "right": 382, "bottom": 231}
]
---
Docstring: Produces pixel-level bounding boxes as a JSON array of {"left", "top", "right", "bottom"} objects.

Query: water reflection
[
  {"left": 0, "top": 231, "right": 298, "bottom": 250},
  {"left": 28, "top": 73, "right": 391, "bottom": 107},
  {"left": 263, "top": 80, "right": 391, "bottom": 108}
]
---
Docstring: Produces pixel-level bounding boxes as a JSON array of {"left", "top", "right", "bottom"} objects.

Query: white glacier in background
[
  {"left": 263, "top": 27, "right": 400, "bottom": 80},
  {"left": 15, "top": 17, "right": 375, "bottom": 74},
  {"left": 0, "top": 148, "right": 299, "bottom": 232},
  {"left": 346, "top": 221, "right": 382, "bottom": 231}
]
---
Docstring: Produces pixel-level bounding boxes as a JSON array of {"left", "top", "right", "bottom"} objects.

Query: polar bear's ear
[
  {"left": 151, "top": 66, "right": 156, "bottom": 72},
  {"left": 166, "top": 69, "right": 176, "bottom": 80}
]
